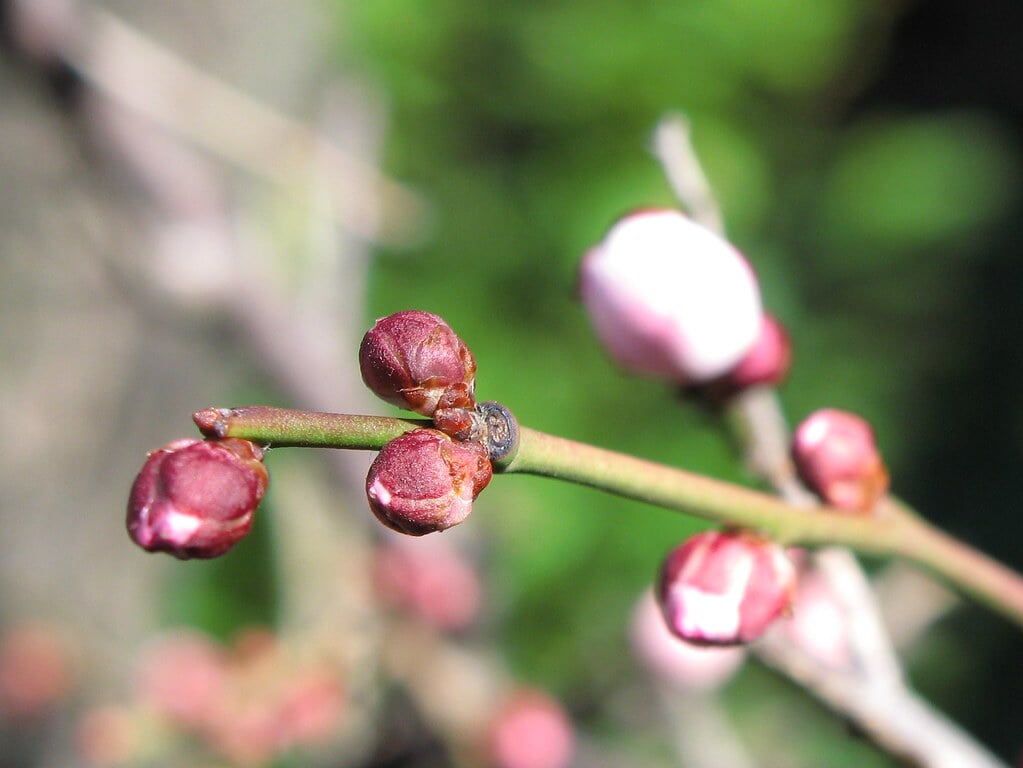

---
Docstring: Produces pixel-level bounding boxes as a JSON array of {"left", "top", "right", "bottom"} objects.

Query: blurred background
[{"left": 1, "top": 0, "right": 1021, "bottom": 765}]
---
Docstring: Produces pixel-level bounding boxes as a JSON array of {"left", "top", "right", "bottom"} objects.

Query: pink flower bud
[
  {"left": 134, "top": 631, "right": 227, "bottom": 727},
  {"left": 579, "top": 210, "right": 762, "bottom": 383},
  {"left": 780, "top": 567, "right": 852, "bottom": 669},
  {"left": 359, "top": 310, "right": 477, "bottom": 416},
  {"left": 366, "top": 429, "right": 492, "bottom": 536},
  {"left": 792, "top": 409, "right": 889, "bottom": 512},
  {"left": 487, "top": 689, "right": 575, "bottom": 768},
  {"left": 658, "top": 530, "right": 795, "bottom": 646},
  {"left": 709, "top": 313, "right": 791, "bottom": 396},
  {"left": 0, "top": 624, "right": 74, "bottom": 720},
  {"left": 629, "top": 590, "right": 745, "bottom": 692},
  {"left": 372, "top": 539, "right": 482, "bottom": 630},
  {"left": 276, "top": 671, "right": 346, "bottom": 748},
  {"left": 127, "top": 438, "right": 269, "bottom": 559}
]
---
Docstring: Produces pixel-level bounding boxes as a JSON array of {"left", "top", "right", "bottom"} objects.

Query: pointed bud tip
[{"left": 192, "top": 407, "right": 229, "bottom": 438}]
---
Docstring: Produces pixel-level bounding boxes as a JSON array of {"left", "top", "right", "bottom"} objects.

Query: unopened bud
[
  {"left": 792, "top": 409, "right": 889, "bottom": 512},
  {"left": 127, "top": 438, "right": 268, "bottom": 559},
  {"left": 708, "top": 313, "right": 791, "bottom": 397},
  {"left": 135, "top": 631, "right": 227, "bottom": 727},
  {"left": 658, "top": 530, "right": 795, "bottom": 646},
  {"left": 579, "top": 210, "right": 762, "bottom": 383},
  {"left": 372, "top": 539, "right": 482, "bottom": 630},
  {"left": 366, "top": 429, "right": 492, "bottom": 536},
  {"left": 359, "top": 310, "right": 477, "bottom": 416},
  {"left": 630, "top": 590, "right": 745, "bottom": 692}
]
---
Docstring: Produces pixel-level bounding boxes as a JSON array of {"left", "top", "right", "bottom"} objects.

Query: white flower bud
[{"left": 580, "top": 210, "right": 762, "bottom": 383}]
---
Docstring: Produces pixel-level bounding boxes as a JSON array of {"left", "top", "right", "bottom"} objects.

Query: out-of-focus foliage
[{"left": 332, "top": 0, "right": 1023, "bottom": 761}]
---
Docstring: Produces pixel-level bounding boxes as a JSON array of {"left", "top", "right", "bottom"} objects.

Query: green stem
[
  {"left": 193, "top": 405, "right": 1023, "bottom": 630},
  {"left": 193, "top": 406, "right": 431, "bottom": 448}
]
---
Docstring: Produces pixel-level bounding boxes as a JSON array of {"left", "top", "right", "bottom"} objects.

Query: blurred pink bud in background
[
  {"left": 373, "top": 539, "right": 482, "bottom": 630},
  {"left": 134, "top": 630, "right": 227, "bottom": 727},
  {"left": 275, "top": 671, "right": 346, "bottom": 748},
  {"left": 630, "top": 589, "right": 745, "bottom": 692},
  {"left": 366, "top": 429, "right": 492, "bottom": 536},
  {"left": 658, "top": 530, "right": 795, "bottom": 646},
  {"left": 579, "top": 209, "right": 762, "bottom": 383},
  {"left": 708, "top": 313, "right": 792, "bottom": 396},
  {"left": 0, "top": 624, "right": 74, "bottom": 720},
  {"left": 487, "top": 689, "right": 575, "bottom": 768},
  {"left": 792, "top": 409, "right": 889, "bottom": 512}
]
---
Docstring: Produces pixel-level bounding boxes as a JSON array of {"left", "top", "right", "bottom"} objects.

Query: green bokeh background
[{"left": 198, "top": 1, "right": 1023, "bottom": 763}]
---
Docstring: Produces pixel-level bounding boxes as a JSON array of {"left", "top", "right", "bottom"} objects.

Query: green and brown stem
[{"left": 194, "top": 405, "right": 1023, "bottom": 630}]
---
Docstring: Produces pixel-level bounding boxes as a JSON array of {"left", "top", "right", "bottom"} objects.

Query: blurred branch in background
[
  {"left": 1, "top": 1, "right": 546, "bottom": 767},
  {"left": 654, "top": 113, "right": 1007, "bottom": 768}
]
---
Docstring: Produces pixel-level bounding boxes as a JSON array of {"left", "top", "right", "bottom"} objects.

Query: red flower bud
[
  {"left": 792, "top": 409, "right": 889, "bottom": 512},
  {"left": 658, "top": 530, "right": 795, "bottom": 646},
  {"left": 359, "top": 310, "right": 477, "bottom": 416},
  {"left": 127, "top": 438, "right": 268, "bottom": 559},
  {"left": 365, "top": 429, "right": 492, "bottom": 536},
  {"left": 579, "top": 209, "right": 762, "bottom": 383}
]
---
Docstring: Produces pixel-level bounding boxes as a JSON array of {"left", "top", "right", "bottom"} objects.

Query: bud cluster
[{"left": 359, "top": 311, "right": 499, "bottom": 536}]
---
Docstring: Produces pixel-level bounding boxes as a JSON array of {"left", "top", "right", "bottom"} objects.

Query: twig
[
  {"left": 192, "top": 406, "right": 1023, "bottom": 635},
  {"left": 651, "top": 113, "right": 724, "bottom": 233},
  {"left": 755, "top": 633, "right": 1006, "bottom": 768}
]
